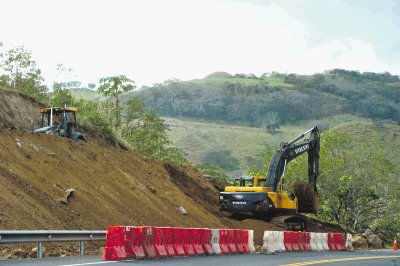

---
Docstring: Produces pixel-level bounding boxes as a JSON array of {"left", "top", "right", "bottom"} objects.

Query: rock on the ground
[
  {"left": 28, "top": 247, "right": 37, "bottom": 258},
  {"left": 11, "top": 248, "right": 29, "bottom": 258},
  {"left": 351, "top": 235, "right": 368, "bottom": 249},
  {"left": 178, "top": 206, "right": 187, "bottom": 215},
  {"left": 59, "top": 188, "right": 75, "bottom": 205},
  {"left": 367, "top": 234, "right": 382, "bottom": 249}
]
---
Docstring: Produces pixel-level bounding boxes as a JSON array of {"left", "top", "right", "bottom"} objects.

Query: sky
[{"left": 1, "top": 0, "right": 399, "bottom": 87}]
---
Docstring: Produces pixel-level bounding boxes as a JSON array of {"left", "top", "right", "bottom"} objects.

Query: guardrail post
[
  {"left": 37, "top": 242, "right": 42, "bottom": 258},
  {"left": 79, "top": 241, "right": 84, "bottom": 256}
]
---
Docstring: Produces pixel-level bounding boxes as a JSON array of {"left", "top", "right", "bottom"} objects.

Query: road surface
[{"left": 2, "top": 250, "right": 400, "bottom": 266}]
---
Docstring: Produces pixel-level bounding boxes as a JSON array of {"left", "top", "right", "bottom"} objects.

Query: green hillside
[
  {"left": 70, "top": 88, "right": 104, "bottom": 101},
  {"left": 164, "top": 115, "right": 382, "bottom": 175},
  {"left": 129, "top": 70, "right": 400, "bottom": 128}
]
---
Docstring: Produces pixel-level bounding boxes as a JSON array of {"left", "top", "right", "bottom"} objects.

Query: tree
[
  {"left": 0, "top": 46, "right": 45, "bottom": 95},
  {"left": 88, "top": 83, "right": 96, "bottom": 90},
  {"left": 121, "top": 98, "right": 187, "bottom": 163},
  {"left": 97, "top": 75, "right": 136, "bottom": 128},
  {"left": 264, "top": 111, "right": 280, "bottom": 132},
  {"left": 51, "top": 87, "right": 73, "bottom": 107}
]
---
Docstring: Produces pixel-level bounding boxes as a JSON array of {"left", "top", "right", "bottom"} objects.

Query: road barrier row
[
  {"left": 262, "top": 231, "right": 353, "bottom": 254},
  {"left": 102, "top": 226, "right": 255, "bottom": 261}
]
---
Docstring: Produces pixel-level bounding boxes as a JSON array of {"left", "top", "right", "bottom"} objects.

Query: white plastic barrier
[
  {"left": 316, "top": 233, "right": 325, "bottom": 251},
  {"left": 262, "top": 231, "right": 284, "bottom": 254},
  {"left": 321, "top": 233, "right": 329, "bottom": 251},
  {"left": 262, "top": 231, "right": 276, "bottom": 254},
  {"left": 345, "top": 233, "right": 353, "bottom": 251},
  {"left": 277, "top": 231, "right": 286, "bottom": 252},
  {"left": 248, "top": 230, "right": 256, "bottom": 253},
  {"left": 211, "top": 229, "right": 221, "bottom": 254},
  {"left": 310, "top": 232, "right": 320, "bottom": 251}
]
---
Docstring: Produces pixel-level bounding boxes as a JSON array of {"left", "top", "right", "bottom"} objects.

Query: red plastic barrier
[
  {"left": 131, "top": 227, "right": 146, "bottom": 259},
  {"left": 333, "top": 233, "right": 346, "bottom": 251},
  {"left": 327, "top": 232, "right": 336, "bottom": 251},
  {"left": 103, "top": 226, "right": 127, "bottom": 261},
  {"left": 122, "top": 226, "right": 146, "bottom": 259},
  {"left": 291, "top": 232, "right": 301, "bottom": 251},
  {"left": 153, "top": 227, "right": 168, "bottom": 258},
  {"left": 241, "top": 230, "right": 250, "bottom": 253},
  {"left": 284, "top": 231, "right": 293, "bottom": 251},
  {"left": 298, "top": 232, "right": 305, "bottom": 251},
  {"left": 172, "top": 227, "right": 185, "bottom": 256},
  {"left": 227, "top": 229, "right": 237, "bottom": 254},
  {"left": 143, "top": 226, "right": 157, "bottom": 258},
  {"left": 183, "top": 228, "right": 196, "bottom": 256},
  {"left": 301, "top": 232, "right": 311, "bottom": 251},
  {"left": 192, "top": 228, "right": 205, "bottom": 255},
  {"left": 164, "top": 227, "right": 176, "bottom": 256},
  {"left": 200, "top": 228, "right": 214, "bottom": 255},
  {"left": 233, "top": 229, "right": 244, "bottom": 253},
  {"left": 219, "top": 229, "right": 230, "bottom": 254}
]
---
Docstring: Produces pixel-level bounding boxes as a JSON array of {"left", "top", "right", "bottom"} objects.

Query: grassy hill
[
  {"left": 70, "top": 88, "right": 104, "bottom": 101},
  {"left": 164, "top": 116, "right": 400, "bottom": 177},
  {"left": 129, "top": 70, "right": 400, "bottom": 129},
  {"left": 64, "top": 70, "right": 400, "bottom": 176}
]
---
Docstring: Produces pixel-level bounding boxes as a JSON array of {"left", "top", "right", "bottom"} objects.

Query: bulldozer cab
[{"left": 34, "top": 106, "right": 84, "bottom": 141}]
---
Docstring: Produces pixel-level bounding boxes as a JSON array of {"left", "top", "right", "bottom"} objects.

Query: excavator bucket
[{"left": 292, "top": 181, "right": 318, "bottom": 213}]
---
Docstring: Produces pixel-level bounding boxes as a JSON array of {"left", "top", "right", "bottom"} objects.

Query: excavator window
[{"left": 257, "top": 179, "right": 266, "bottom": 187}]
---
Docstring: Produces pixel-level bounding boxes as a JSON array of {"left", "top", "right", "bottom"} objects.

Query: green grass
[
  {"left": 164, "top": 116, "right": 400, "bottom": 177},
  {"left": 333, "top": 120, "right": 400, "bottom": 166},
  {"left": 189, "top": 76, "right": 291, "bottom": 88},
  {"left": 70, "top": 88, "right": 105, "bottom": 101}
]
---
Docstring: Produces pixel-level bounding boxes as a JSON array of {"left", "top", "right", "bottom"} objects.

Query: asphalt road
[{"left": 2, "top": 250, "right": 400, "bottom": 266}]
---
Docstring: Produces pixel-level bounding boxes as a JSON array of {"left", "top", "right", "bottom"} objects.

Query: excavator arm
[{"left": 265, "top": 126, "right": 320, "bottom": 193}]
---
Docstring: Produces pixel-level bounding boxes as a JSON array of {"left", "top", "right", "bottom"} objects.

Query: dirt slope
[
  {"left": 0, "top": 129, "right": 229, "bottom": 229},
  {"left": 0, "top": 90, "right": 42, "bottom": 131}
]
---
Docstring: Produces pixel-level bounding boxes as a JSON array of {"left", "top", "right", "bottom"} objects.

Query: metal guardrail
[{"left": 0, "top": 230, "right": 107, "bottom": 258}]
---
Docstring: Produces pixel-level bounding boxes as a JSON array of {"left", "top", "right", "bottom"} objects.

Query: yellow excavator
[{"left": 219, "top": 126, "right": 320, "bottom": 217}]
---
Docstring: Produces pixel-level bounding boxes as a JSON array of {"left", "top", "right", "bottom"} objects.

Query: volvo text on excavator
[{"left": 219, "top": 126, "right": 320, "bottom": 217}]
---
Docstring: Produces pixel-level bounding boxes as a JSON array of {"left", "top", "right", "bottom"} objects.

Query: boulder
[
  {"left": 351, "top": 235, "right": 368, "bottom": 249},
  {"left": 367, "top": 234, "right": 382, "bottom": 249}
]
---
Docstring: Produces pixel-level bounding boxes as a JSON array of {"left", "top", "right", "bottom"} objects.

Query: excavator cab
[
  {"left": 33, "top": 105, "right": 85, "bottom": 141},
  {"left": 233, "top": 176, "right": 254, "bottom": 187}
]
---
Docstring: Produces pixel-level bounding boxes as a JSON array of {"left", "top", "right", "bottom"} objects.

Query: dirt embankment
[
  {"left": 0, "top": 130, "right": 227, "bottom": 230},
  {"left": 0, "top": 90, "right": 43, "bottom": 131}
]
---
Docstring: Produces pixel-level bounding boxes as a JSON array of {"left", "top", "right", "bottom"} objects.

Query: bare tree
[{"left": 265, "top": 111, "right": 280, "bottom": 132}]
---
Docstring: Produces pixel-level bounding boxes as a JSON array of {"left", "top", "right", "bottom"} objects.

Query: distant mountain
[{"left": 119, "top": 69, "right": 400, "bottom": 128}]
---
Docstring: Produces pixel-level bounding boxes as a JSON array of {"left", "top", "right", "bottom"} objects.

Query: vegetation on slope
[
  {"left": 125, "top": 70, "right": 400, "bottom": 129},
  {"left": 248, "top": 121, "right": 400, "bottom": 246},
  {"left": 0, "top": 44, "right": 187, "bottom": 164}
]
